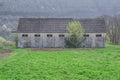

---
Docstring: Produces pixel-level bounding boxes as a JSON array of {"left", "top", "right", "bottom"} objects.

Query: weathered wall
[
  {"left": 83, "top": 33, "right": 106, "bottom": 48},
  {"left": 18, "top": 33, "right": 106, "bottom": 48},
  {"left": 18, "top": 33, "right": 68, "bottom": 48}
]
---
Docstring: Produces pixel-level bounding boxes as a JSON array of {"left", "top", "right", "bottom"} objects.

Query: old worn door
[
  {"left": 34, "top": 34, "right": 42, "bottom": 48},
  {"left": 22, "top": 34, "right": 31, "bottom": 48},
  {"left": 83, "top": 34, "right": 92, "bottom": 48},
  {"left": 46, "top": 34, "right": 55, "bottom": 48},
  {"left": 56, "top": 34, "right": 65, "bottom": 48},
  {"left": 95, "top": 34, "right": 104, "bottom": 48}
]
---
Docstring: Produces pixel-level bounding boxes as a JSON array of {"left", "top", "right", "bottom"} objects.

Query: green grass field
[{"left": 0, "top": 45, "right": 120, "bottom": 80}]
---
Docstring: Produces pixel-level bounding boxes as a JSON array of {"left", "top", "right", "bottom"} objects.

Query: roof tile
[{"left": 18, "top": 18, "right": 106, "bottom": 33}]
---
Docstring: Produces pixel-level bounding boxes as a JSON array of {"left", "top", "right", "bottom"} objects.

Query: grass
[{"left": 0, "top": 45, "right": 120, "bottom": 80}]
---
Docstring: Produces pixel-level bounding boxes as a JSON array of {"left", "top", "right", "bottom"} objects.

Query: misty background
[{"left": 0, "top": 0, "right": 120, "bottom": 44}]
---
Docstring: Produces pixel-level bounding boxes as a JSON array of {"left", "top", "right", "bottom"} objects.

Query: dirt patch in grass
[
  {"left": 29, "top": 48, "right": 94, "bottom": 52},
  {"left": 30, "top": 48, "right": 67, "bottom": 52},
  {"left": 0, "top": 49, "right": 13, "bottom": 58}
]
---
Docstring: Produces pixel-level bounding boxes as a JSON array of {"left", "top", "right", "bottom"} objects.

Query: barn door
[
  {"left": 22, "top": 34, "right": 31, "bottom": 48},
  {"left": 95, "top": 34, "right": 104, "bottom": 47},
  {"left": 57, "top": 34, "right": 65, "bottom": 48},
  {"left": 83, "top": 34, "right": 92, "bottom": 48},
  {"left": 34, "top": 34, "right": 42, "bottom": 48},
  {"left": 46, "top": 34, "right": 55, "bottom": 48}
]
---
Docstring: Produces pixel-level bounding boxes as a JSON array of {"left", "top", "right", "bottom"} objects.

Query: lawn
[{"left": 0, "top": 45, "right": 120, "bottom": 80}]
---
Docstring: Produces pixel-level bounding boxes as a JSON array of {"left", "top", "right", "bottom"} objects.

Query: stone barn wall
[
  {"left": 83, "top": 33, "right": 106, "bottom": 48},
  {"left": 18, "top": 33, "right": 68, "bottom": 48},
  {"left": 18, "top": 33, "right": 106, "bottom": 48}
]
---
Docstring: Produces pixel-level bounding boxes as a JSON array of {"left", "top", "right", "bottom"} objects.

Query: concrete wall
[
  {"left": 18, "top": 33, "right": 68, "bottom": 48},
  {"left": 18, "top": 33, "right": 106, "bottom": 48},
  {"left": 83, "top": 33, "right": 106, "bottom": 48}
]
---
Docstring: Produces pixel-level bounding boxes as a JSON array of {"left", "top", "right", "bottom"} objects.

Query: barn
[{"left": 17, "top": 18, "right": 106, "bottom": 48}]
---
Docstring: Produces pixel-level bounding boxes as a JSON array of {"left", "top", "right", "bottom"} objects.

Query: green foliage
[
  {"left": 67, "top": 21, "right": 84, "bottom": 37},
  {"left": 0, "top": 37, "right": 6, "bottom": 42},
  {"left": 66, "top": 21, "right": 85, "bottom": 48},
  {"left": 0, "top": 45, "right": 120, "bottom": 80},
  {"left": 0, "top": 36, "right": 14, "bottom": 47},
  {"left": 13, "top": 35, "right": 18, "bottom": 48},
  {"left": 65, "top": 35, "right": 86, "bottom": 48}
]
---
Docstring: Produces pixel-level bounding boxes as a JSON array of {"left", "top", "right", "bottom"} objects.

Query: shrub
[
  {"left": 65, "top": 21, "right": 86, "bottom": 48},
  {"left": 0, "top": 37, "right": 6, "bottom": 42},
  {"left": 13, "top": 35, "right": 18, "bottom": 48},
  {"left": 2, "top": 41, "right": 15, "bottom": 46},
  {"left": 0, "top": 36, "right": 14, "bottom": 47},
  {"left": 65, "top": 35, "right": 86, "bottom": 48}
]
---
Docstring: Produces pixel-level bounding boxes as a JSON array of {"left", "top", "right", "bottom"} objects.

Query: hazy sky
[{"left": 0, "top": 0, "right": 119, "bottom": 17}]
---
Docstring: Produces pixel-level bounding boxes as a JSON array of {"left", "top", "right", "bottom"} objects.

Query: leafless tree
[{"left": 104, "top": 15, "right": 120, "bottom": 45}]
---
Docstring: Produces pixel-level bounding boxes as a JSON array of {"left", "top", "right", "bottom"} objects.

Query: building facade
[{"left": 17, "top": 18, "right": 106, "bottom": 48}]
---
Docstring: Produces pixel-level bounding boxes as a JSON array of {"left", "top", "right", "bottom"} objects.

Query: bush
[
  {"left": 0, "top": 36, "right": 14, "bottom": 47},
  {"left": 65, "top": 35, "right": 86, "bottom": 48},
  {"left": 65, "top": 21, "right": 86, "bottom": 48},
  {"left": 2, "top": 41, "right": 14, "bottom": 46},
  {"left": 13, "top": 35, "right": 18, "bottom": 48},
  {"left": 0, "top": 37, "right": 6, "bottom": 42}
]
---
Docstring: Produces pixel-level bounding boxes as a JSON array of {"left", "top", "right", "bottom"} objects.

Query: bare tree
[{"left": 104, "top": 15, "right": 120, "bottom": 45}]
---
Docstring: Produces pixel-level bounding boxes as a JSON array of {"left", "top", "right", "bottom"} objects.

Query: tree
[
  {"left": 65, "top": 21, "right": 85, "bottom": 48},
  {"left": 0, "top": 24, "right": 12, "bottom": 40},
  {"left": 104, "top": 15, "right": 120, "bottom": 45}
]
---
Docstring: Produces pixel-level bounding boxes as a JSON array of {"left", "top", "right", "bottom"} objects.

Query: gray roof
[{"left": 18, "top": 18, "right": 106, "bottom": 33}]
